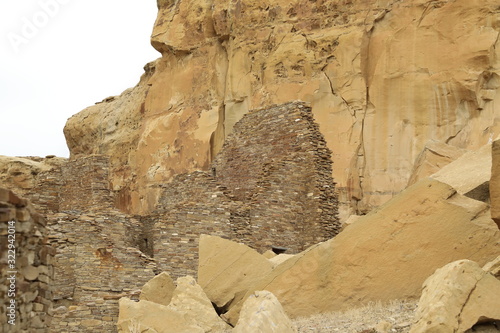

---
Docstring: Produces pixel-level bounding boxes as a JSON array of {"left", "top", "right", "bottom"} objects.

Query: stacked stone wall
[
  {"left": 213, "top": 102, "right": 340, "bottom": 251},
  {"left": 0, "top": 101, "right": 340, "bottom": 332},
  {"left": 47, "top": 211, "right": 156, "bottom": 333},
  {"left": 0, "top": 188, "right": 55, "bottom": 333}
]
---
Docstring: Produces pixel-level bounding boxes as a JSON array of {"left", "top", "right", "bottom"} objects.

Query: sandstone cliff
[{"left": 64, "top": 0, "right": 500, "bottom": 219}]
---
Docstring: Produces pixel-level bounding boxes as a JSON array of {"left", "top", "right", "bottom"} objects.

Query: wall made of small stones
[
  {"left": 213, "top": 101, "right": 340, "bottom": 251},
  {"left": 0, "top": 188, "right": 55, "bottom": 333}
]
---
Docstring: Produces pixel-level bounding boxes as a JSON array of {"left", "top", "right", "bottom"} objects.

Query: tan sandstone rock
[
  {"left": 268, "top": 254, "right": 295, "bottom": 269},
  {"left": 0, "top": 155, "right": 66, "bottom": 195},
  {"left": 431, "top": 142, "right": 492, "bottom": 202},
  {"left": 407, "top": 140, "right": 466, "bottom": 186},
  {"left": 168, "top": 276, "right": 230, "bottom": 332},
  {"left": 233, "top": 291, "right": 296, "bottom": 333},
  {"left": 223, "top": 178, "right": 500, "bottom": 324},
  {"left": 118, "top": 275, "right": 230, "bottom": 333},
  {"left": 140, "top": 272, "right": 176, "bottom": 306},
  {"left": 117, "top": 298, "right": 203, "bottom": 333},
  {"left": 64, "top": 0, "right": 500, "bottom": 220},
  {"left": 410, "top": 260, "right": 500, "bottom": 333},
  {"left": 198, "top": 234, "right": 273, "bottom": 310},
  {"left": 483, "top": 255, "right": 500, "bottom": 279}
]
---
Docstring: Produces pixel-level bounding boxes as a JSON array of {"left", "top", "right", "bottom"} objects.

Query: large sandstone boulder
[
  {"left": 233, "top": 291, "right": 296, "bottom": 333},
  {"left": 168, "top": 276, "right": 230, "bottom": 332},
  {"left": 407, "top": 140, "right": 466, "bottom": 186},
  {"left": 198, "top": 235, "right": 273, "bottom": 310},
  {"left": 431, "top": 142, "right": 492, "bottom": 202},
  {"left": 140, "top": 272, "right": 176, "bottom": 306},
  {"left": 222, "top": 179, "right": 500, "bottom": 324},
  {"left": 65, "top": 0, "right": 500, "bottom": 220},
  {"left": 118, "top": 275, "right": 230, "bottom": 333},
  {"left": 410, "top": 260, "right": 500, "bottom": 333},
  {"left": 117, "top": 298, "right": 203, "bottom": 333}
]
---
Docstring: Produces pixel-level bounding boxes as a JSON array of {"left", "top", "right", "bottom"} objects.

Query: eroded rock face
[
  {"left": 410, "top": 260, "right": 500, "bottom": 333},
  {"left": 65, "top": 0, "right": 500, "bottom": 218},
  {"left": 221, "top": 179, "right": 500, "bottom": 324},
  {"left": 233, "top": 291, "right": 296, "bottom": 333},
  {"left": 198, "top": 235, "right": 273, "bottom": 310},
  {"left": 118, "top": 275, "right": 230, "bottom": 333}
]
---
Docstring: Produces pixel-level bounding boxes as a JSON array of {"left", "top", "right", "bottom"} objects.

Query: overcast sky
[{"left": 0, "top": 0, "right": 160, "bottom": 157}]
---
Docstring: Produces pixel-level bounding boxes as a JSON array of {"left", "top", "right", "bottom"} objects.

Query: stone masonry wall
[
  {"left": 47, "top": 210, "right": 156, "bottom": 333},
  {"left": 150, "top": 101, "right": 340, "bottom": 277},
  {"left": 0, "top": 101, "right": 340, "bottom": 332},
  {"left": 213, "top": 101, "right": 340, "bottom": 251},
  {"left": 0, "top": 188, "right": 55, "bottom": 333}
]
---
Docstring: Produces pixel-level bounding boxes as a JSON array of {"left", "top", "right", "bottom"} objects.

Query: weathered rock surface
[
  {"left": 117, "top": 298, "right": 203, "bottom": 333},
  {"left": 431, "top": 142, "right": 492, "bottom": 202},
  {"left": 407, "top": 140, "right": 466, "bottom": 186},
  {"left": 198, "top": 235, "right": 273, "bottom": 310},
  {"left": 223, "top": 179, "right": 500, "bottom": 324},
  {"left": 233, "top": 291, "right": 296, "bottom": 333},
  {"left": 169, "top": 276, "right": 231, "bottom": 332},
  {"left": 118, "top": 275, "right": 230, "bottom": 333},
  {"left": 483, "top": 255, "right": 500, "bottom": 280},
  {"left": 410, "top": 260, "right": 500, "bottom": 333},
  {"left": 268, "top": 254, "right": 295, "bottom": 269},
  {"left": 0, "top": 155, "right": 66, "bottom": 195},
  {"left": 64, "top": 0, "right": 500, "bottom": 220},
  {"left": 140, "top": 272, "right": 176, "bottom": 306}
]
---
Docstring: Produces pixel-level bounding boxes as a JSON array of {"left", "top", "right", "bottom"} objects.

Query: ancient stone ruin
[{"left": 1, "top": 101, "right": 340, "bottom": 332}]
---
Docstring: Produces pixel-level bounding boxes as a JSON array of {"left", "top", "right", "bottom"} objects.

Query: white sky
[{"left": 0, "top": 0, "right": 160, "bottom": 157}]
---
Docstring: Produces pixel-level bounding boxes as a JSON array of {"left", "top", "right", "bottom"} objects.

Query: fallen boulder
[
  {"left": 140, "top": 272, "right": 176, "bottom": 306},
  {"left": 223, "top": 179, "right": 500, "bottom": 324},
  {"left": 198, "top": 234, "right": 273, "bottom": 310},
  {"left": 233, "top": 291, "right": 296, "bottom": 333},
  {"left": 410, "top": 259, "right": 500, "bottom": 333}
]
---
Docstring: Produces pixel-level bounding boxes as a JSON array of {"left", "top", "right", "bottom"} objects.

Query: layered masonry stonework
[
  {"left": 213, "top": 102, "right": 340, "bottom": 248},
  {"left": 0, "top": 188, "right": 55, "bottom": 333},
  {"left": 0, "top": 102, "right": 339, "bottom": 331}
]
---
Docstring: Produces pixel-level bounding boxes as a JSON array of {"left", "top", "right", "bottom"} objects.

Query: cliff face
[{"left": 64, "top": 0, "right": 500, "bottom": 218}]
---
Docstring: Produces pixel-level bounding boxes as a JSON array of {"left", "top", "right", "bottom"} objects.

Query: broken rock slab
[
  {"left": 118, "top": 275, "right": 230, "bottom": 333},
  {"left": 407, "top": 140, "right": 466, "bottom": 187},
  {"left": 168, "top": 276, "right": 231, "bottom": 332},
  {"left": 233, "top": 291, "right": 296, "bottom": 333},
  {"left": 198, "top": 234, "right": 273, "bottom": 310},
  {"left": 223, "top": 179, "right": 500, "bottom": 325},
  {"left": 431, "top": 142, "right": 492, "bottom": 203},
  {"left": 410, "top": 259, "right": 500, "bottom": 333},
  {"left": 140, "top": 272, "right": 176, "bottom": 306}
]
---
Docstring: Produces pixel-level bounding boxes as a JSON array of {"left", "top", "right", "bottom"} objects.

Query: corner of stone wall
[{"left": 0, "top": 188, "right": 55, "bottom": 333}]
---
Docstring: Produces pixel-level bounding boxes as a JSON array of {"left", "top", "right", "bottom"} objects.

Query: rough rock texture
[
  {"left": 198, "top": 235, "right": 273, "bottom": 310},
  {"left": 0, "top": 156, "right": 66, "bottom": 196},
  {"left": 64, "top": 0, "right": 500, "bottom": 220},
  {"left": 140, "top": 272, "right": 176, "bottom": 306},
  {"left": 483, "top": 255, "right": 500, "bottom": 280},
  {"left": 407, "top": 140, "right": 466, "bottom": 186},
  {"left": 410, "top": 260, "right": 500, "bottom": 333},
  {"left": 118, "top": 276, "right": 230, "bottom": 333},
  {"left": 0, "top": 188, "right": 55, "bottom": 333},
  {"left": 168, "top": 276, "right": 230, "bottom": 332},
  {"left": 223, "top": 179, "right": 500, "bottom": 324},
  {"left": 491, "top": 139, "right": 500, "bottom": 228},
  {"left": 233, "top": 291, "right": 296, "bottom": 333},
  {"left": 431, "top": 142, "right": 492, "bottom": 202},
  {"left": 117, "top": 298, "right": 203, "bottom": 333}
]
